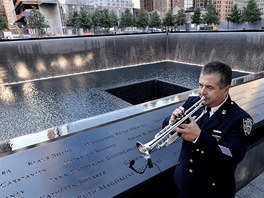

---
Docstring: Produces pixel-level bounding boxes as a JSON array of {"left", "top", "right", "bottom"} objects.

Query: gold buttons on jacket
[
  {"left": 189, "top": 169, "right": 193, "bottom": 173},
  {"left": 212, "top": 183, "right": 216, "bottom": 186},
  {"left": 189, "top": 159, "right": 193, "bottom": 163},
  {"left": 201, "top": 150, "right": 205, "bottom": 154}
]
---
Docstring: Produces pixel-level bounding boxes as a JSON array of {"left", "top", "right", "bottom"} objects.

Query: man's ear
[{"left": 224, "top": 85, "right": 231, "bottom": 93}]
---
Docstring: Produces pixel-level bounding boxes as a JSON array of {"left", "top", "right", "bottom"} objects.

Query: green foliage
[
  {"left": 163, "top": 10, "right": 175, "bottom": 27},
  {"left": 0, "top": 15, "right": 8, "bottom": 30},
  {"left": 110, "top": 12, "right": 118, "bottom": 27},
  {"left": 120, "top": 9, "right": 134, "bottom": 28},
  {"left": 66, "top": 8, "right": 118, "bottom": 30},
  {"left": 27, "top": 6, "right": 49, "bottom": 30},
  {"left": 175, "top": 9, "right": 186, "bottom": 26},
  {"left": 149, "top": 11, "right": 161, "bottom": 28},
  {"left": 192, "top": 8, "right": 202, "bottom": 25},
  {"left": 227, "top": 4, "right": 242, "bottom": 23},
  {"left": 66, "top": 8, "right": 118, "bottom": 33},
  {"left": 91, "top": 9, "right": 101, "bottom": 30},
  {"left": 135, "top": 9, "right": 149, "bottom": 29},
  {"left": 242, "top": 0, "right": 262, "bottom": 23},
  {"left": 203, "top": 3, "right": 219, "bottom": 25},
  {"left": 66, "top": 11, "right": 80, "bottom": 29},
  {"left": 100, "top": 9, "right": 113, "bottom": 29},
  {"left": 78, "top": 8, "right": 92, "bottom": 31}
]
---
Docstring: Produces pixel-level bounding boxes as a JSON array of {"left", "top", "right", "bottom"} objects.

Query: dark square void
[{"left": 106, "top": 79, "right": 190, "bottom": 105}]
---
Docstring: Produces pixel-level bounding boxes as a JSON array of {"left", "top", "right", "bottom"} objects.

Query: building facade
[
  {"left": 56, "top": 0, "right": 134, "bottom": 34},
  {"left": 3, "top": 0, "right": 264, "bottom": 34},
  {"left": 154, "top": 0, "right": 169, "bottom": 18},
  {"left": 132, "top": 0, "right": 140, "bottom": 9},
  {"left": 14, "top": 0, "right": 39, "bottom": 25},
  {"left": 213, "top": 0, "right": 233, "bottom": 22},
  {"left": 8, "top": 0, "right": 135, "bottom": 35},
  {"left": 0, "top": 0, "right": 5, "bottom": 17},
  {"left": 235, "top": 0, "right": 264, "bottom": 14},
  {"left": 143, "top": 0, "right": 153, "bottom": 11},
  {"left": 194, "top": 0, "right": 264, "bottom": 23},
  {"left": 1, "top": 0, "right": 16, "bottom": 25},
  {"left": 194, "top": 0, "right": 234, "bottom": 22},
  {"left": 140, "top": 0, "right": 171, "bottom": 18}
]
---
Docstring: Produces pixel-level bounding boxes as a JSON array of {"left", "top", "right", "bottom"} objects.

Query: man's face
[{"left": 198, "top": 73, "right": 230, "bottom": 107}]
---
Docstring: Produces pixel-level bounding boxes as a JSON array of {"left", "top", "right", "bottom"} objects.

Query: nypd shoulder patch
[{"left": 243, "top": 118, "right": 253, "bottom": 136}]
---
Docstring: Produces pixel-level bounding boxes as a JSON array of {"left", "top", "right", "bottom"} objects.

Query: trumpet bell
[{"left": 136, "top": 141, "right": 148, "bottom": 155}]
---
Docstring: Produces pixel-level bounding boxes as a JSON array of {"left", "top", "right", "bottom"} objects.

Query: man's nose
[{"left": 200, "top": 86, "right": 207, "bottom": 95}]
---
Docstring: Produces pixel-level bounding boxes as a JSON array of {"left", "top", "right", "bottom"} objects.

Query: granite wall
[
  {"left": 0, "top": 31, "right": 263, "bottom": 84},
  {"left": 167, "top": 32, "right": 264, "bottom": 72}
]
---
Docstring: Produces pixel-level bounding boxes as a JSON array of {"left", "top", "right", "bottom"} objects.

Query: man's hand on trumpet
[
  {"left": 169, "top": 106, "right": 185, "bottom": 124},
  {"left": 169, "top": 106, "right": 201, "bottom": 142},
  {"left": 176, "top": 116, "right": 201, "bottom": 142}
]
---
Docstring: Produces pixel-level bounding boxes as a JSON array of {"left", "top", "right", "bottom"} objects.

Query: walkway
[{"left": 236, "top": 171, "right": 264, "bottom": 198}]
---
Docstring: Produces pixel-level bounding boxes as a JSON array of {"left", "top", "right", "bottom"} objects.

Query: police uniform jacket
[{"left": 163, "top": 95, "right": 253, "bottom": 198}]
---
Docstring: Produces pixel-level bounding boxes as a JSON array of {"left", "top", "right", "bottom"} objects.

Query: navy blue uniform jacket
[{"left": 163, "top": 95, "right": 253, "bottom": 198}]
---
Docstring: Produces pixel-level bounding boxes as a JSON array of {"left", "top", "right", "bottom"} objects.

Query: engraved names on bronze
[{"left": 0, "top": 105, "right": 180, "bottom": 197}]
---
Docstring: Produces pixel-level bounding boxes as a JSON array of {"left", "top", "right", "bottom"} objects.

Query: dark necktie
[{"left": 200, "top": 107, "right": 211, "bottom": 126}]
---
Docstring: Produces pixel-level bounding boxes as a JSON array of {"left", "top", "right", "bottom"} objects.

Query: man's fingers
[{"left": 169, "top": 106, "right": 185, "bottom": 124}]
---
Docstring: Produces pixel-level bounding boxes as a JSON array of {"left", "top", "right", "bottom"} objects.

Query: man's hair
[{"left": 202, "top": 61, "right": 232, "bottom": 88}]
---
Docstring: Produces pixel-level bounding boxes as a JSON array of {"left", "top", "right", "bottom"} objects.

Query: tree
[
  {"left": 227, "top": 4, "right": 242, "bottom": 23},
  {"left": 0, "top": 15, "right": 8, "bottom": 39},
  {"left": 149, "top": 11, "right": 161, "bottom": 28},
  {"left": 175, "top": 9, "right": 187, "bottom": 27},
  {"left": 192, "top": 8, "right": 202, "bottom": 26},
  {"left": 66, "top": 11, "right": 80, "bottom": 29},
  {"left": 91, "top": 9, "right": 101, "bottom": 32},
  {"left": 66, "top": 10, "right": 80, "bottom": 34},
  {"left": 242, "top": 0, "right": 262, "bottom": 24},
  {"left": 163, "top": 10, "right": 175, "bottom": 28},
  {"left": 78, "top": 7, "right": 92, "bottom": 31},
  {"left": 0, "top": 15, "right": 8, "bottom": 30},
  {"left": 26, "top": 6, "right": 49, "bottom": 35},
  {"left": 120, "top": 9, "right": 134, "bottom": 28},
  {"left": 135, "top": 9, "right": 149, "bottom": 30},
  {"left": 100, "top": 9, "right": 114, "bottom": 31},
  {"left": 110, "top": 12, "right": 118, "bottom": 28},
  {"left": 203, "top": 3, "right": 219, "bottom": 26}
]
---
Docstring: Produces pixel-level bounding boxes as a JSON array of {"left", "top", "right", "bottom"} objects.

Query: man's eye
[{"left": 206, "top": 86, "right": 213, "bottom": 90}]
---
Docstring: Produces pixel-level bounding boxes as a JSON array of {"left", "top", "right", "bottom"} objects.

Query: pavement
[{"left": 235, "top": 171, "right": 264, "bottom": 198}]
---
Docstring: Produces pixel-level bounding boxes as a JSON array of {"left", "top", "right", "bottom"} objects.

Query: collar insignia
[
  {"left": 212, "top": 130, "right": 222, "bottom": 142},
  {"left": 213, "top": 130, "right": 222, "bottom": 134}
]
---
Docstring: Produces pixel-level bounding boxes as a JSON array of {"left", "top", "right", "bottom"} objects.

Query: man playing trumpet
[{"left": 163, "top": 61, "right": 253, "bottom": 198}]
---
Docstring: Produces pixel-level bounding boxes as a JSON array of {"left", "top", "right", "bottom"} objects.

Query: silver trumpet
[{"left": 136, "top": 96, "right": 205, "bottom": 159}]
